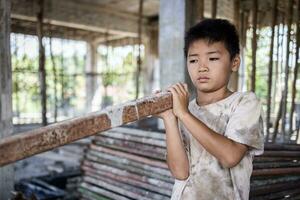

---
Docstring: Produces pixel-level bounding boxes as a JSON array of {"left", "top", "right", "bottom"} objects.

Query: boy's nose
[{"left": 198, "top": 64, "right": 209, "bottom": 72}]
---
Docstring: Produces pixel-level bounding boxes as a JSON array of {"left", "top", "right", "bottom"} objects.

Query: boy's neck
[{"left": 196, "top": 88, "right": 233, "bottom": 106}]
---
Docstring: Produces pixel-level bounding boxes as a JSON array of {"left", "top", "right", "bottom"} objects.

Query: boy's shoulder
[
  {"left": 239, "top": 91, "right": 259, "bottom": 99},
  {"left": 236, "top": 91, "right": 261, "bottom": 105},
  {"left": 188, "top": 91, "right": 261, "bottom": 118},
  {"left": 188, "top": 91, "right": 259, "bottom": 108}
]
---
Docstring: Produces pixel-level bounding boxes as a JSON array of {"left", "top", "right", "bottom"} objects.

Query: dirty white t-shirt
[{"left": 171, "top": 91, "right": 264, "bottom": 200}]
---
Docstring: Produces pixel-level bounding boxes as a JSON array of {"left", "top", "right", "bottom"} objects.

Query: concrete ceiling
[
  {"left": 11, "top": 0, "right": 158, "bottom": 43},
  {"left": 10, "top": 0, "right": 299, "bottom": 44}
]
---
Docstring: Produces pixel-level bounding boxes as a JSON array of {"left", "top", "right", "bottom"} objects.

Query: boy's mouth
[{"left": 197, "top": 76, "right": 210, "bottom": 83}]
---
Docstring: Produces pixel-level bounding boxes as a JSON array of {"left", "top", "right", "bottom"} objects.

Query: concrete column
[
  {"left": 0, "top": 0, "right": 14, "bottom": 198},
  {"left": 85, "top": 42, "right": 98, "bottom": 112},
  {"left": 158, "top": 0, "right": 196, "bottom": 129},
  {"left": 159, "top": 0, "right": 199, "bottom": 94},
  {"left": 159, "top": 0, "right": 194, "bottom": 90}
]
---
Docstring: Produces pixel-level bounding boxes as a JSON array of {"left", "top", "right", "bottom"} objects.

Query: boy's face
[{"left": 187, "top": 39, "right": 240, "bottom": 93}]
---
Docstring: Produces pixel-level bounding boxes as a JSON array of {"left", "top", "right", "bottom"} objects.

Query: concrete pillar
[
  {"left": 159, "top": 0, "right": 194, "bottom": 90},
  {"left": 158, "top": 0, "right": 196, "bottom": 129},
  {"left": 0, "top": 0, "right": 14, "bottom": 198},
  {"left": 85, "top": 42, "right": 98, "bottom": 112}
]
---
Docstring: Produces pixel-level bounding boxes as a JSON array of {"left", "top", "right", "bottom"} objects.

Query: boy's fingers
[
  {"left": 167, "top": 87, "right": 178, "bottom": 98},
  {"left": 183, "top": 83, "right": 188, "bottom": 91},
  {"left": 177, "top": 83, "right": 186, "bottom": 95},
  {"left": 172, "top": 85, "right": 183, "bottom": 96},
  {"left": 176, "top": 82, "right": 187, "bottom": 95}
]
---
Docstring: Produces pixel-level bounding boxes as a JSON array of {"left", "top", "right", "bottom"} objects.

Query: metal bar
[
  {"left": 0, "top": 92, "right": 172, "bottom": 166},
  {"left": 252, "top": 167, "right": 300, "bottom": 176}
]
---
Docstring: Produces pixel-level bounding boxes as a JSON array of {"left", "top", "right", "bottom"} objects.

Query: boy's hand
[
  {"left": 152, "top": 90, "right": 176, "bottom": 121},
  {"left": 167, "top": 83, "right": 190, "bottom": 119}
]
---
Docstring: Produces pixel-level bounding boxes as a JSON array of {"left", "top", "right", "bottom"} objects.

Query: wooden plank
[{"left": 0, "top": 92, "right": 172, "bottom": 166}]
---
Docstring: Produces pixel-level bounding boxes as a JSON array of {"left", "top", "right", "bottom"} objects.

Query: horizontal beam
[
  {"left": 0, "top": 92, "right": 172, "bottom": 167},
  {"left": 11, "top": 0, "right": 150, "bottom": 37},
  {"left": 11, "top": 18, "right": 110, "bottom": 42}
]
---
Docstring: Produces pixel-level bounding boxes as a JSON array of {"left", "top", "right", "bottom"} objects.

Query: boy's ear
[{"left": 231, "top": 55, "right": 240, "bottom": 72}]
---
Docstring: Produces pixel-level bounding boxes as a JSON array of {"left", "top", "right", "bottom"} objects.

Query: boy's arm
[
  {"left": 180, "top": 113, "right": 247, "bottom": 168},
  {"left": 153, "top": 88, "right": 189, "bottom": 180},
  {"left": 169, "top": 83, "right": 247, "bottom": 168},
  {"left": 163, "top": 113, "right": 189, "bottom": 180}
]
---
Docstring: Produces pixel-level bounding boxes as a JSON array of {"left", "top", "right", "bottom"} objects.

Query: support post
[
  {"left": 211, "top": 0, "right": 217, "bottom": 18},
  {"left": 266, "top": 0, "right": 278, "bottom": 141},
  {"left": 229, "top": 0, "right": 240, "bottom": 92},
  {"left": 0, "top": 0, "right": 14, "bottom": 197},
  {"left": 85, "top": 42, "right": 98, "bottom": 112},
  {"left": 251, "top": 0, "right": 258, "bottom": 92},
  {"left": 37, "top": 0, "right": 47, "bottom": 125},
  {"left": 281, "top": 0, "right": 293, "bottom": 140}
]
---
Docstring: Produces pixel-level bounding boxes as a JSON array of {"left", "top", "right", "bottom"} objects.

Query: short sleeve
[{"left": 225, "top": 92, "right": 264, "bottom": 156}]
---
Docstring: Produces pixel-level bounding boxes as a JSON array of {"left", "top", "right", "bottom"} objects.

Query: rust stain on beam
[{"left": 0, "top": 92, "right": 172, "bottom": 166}]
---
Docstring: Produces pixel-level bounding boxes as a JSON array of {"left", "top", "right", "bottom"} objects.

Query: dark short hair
[{"left": 184, "top": 19, "right": 240, "bottom": 60}]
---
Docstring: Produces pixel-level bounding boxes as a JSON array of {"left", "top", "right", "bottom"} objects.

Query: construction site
[{"left": 0, "top": 0, "right": 300, "bottom": 199}]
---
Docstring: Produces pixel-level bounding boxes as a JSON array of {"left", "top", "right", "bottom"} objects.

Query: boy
[{"left": 156, "top": 19, "right": 264, "bottom": 200}]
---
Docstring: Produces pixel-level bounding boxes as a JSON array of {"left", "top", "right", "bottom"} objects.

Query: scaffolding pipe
[{"left": 0, "top": 92, "right": 172, "bottom": 167}]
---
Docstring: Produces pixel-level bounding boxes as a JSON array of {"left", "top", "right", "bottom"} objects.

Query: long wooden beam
[{"left": 0, "top": 92, "right": 172, "bottom": 167}]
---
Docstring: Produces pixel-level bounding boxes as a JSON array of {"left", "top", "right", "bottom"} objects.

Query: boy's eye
[
  {"left": 209, "top": 57, "right": 219, "bottom": 61},
  {"left": 189, "top": 59, "right": 198, "bottom": 63}
]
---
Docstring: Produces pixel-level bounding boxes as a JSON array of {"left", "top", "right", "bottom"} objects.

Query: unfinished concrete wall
[{"left": 0, "top": 0, "right": 14, "bottom": 198}]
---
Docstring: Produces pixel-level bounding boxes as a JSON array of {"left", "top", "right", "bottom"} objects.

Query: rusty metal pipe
[{"left": 0, "top": 92, "right": 172, "bottom": 166}]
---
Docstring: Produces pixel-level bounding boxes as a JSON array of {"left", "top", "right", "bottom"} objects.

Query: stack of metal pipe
[
  {"left": 79, "top": 127, "right": 173, "bottom": 200},
  {"left": 79, "top": 127, "right": 300, "bottom": 200}
]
